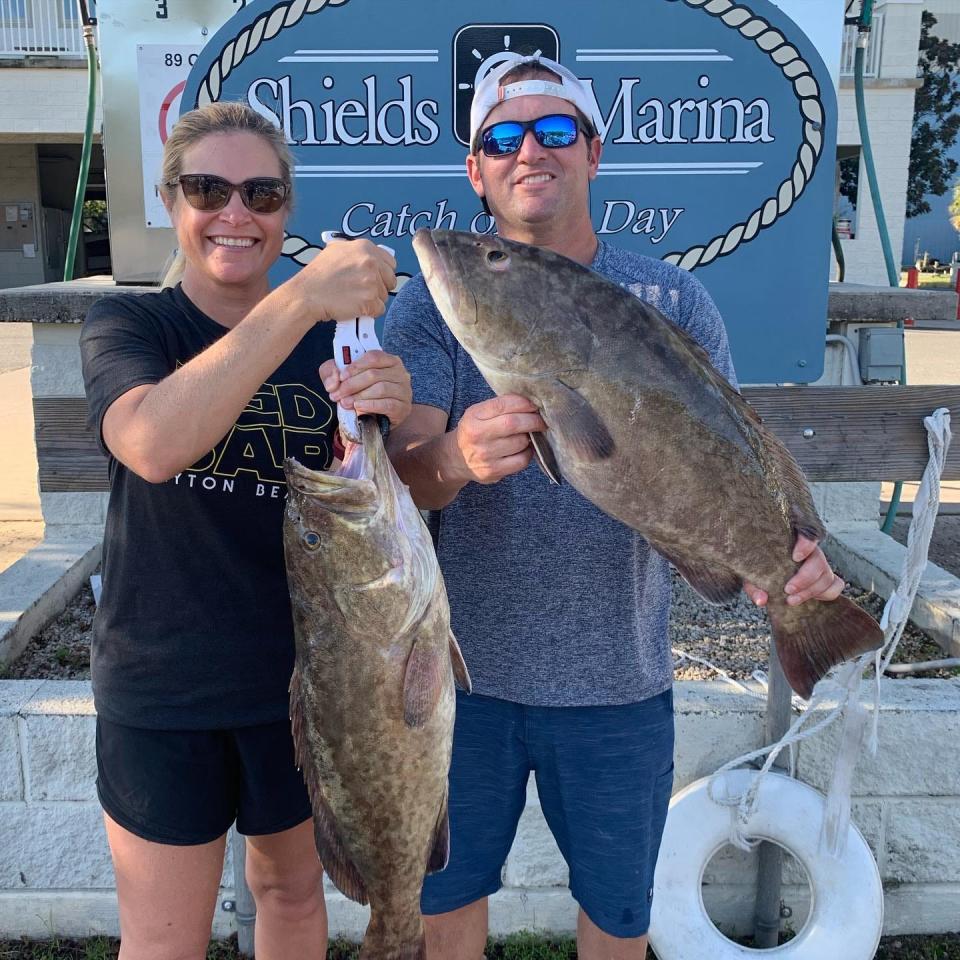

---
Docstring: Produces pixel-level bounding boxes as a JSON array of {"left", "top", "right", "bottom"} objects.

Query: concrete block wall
[
  {"left": 0, "top": 69, "right": 103, "bottom": 141},
  {"left": 1, "top": 679, "right": 958, "bottom": 941}
]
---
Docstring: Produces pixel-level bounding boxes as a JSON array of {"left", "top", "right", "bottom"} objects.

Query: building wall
[
  {"left": 0, "top": 66, "right": 106, "bottom": 287},
  {"left": 0, "top": 144, "right": 44, "bottom": 288},
  {"left": 0, "top": 66, "right": 102, "bottom": 142},
  {"left": 836, "top": 0, "right": 924, "bottom": 284},
  {"left": 838, "top": 83, "right": 919, "bottom": 283}
]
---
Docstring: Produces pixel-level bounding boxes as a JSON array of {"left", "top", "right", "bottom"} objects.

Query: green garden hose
[
  {"left": 854, "top": 0, "right": 906, "bottom": 532},
  {"left": 64, "top": 3, "right": 97, "bottom": 282}
]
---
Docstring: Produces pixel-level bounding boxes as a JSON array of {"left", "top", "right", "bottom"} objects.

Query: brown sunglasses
[{"left": 166, "top": 174, "right": 289, "bottom": 213}]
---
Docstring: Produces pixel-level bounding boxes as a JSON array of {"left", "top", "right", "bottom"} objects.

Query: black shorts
[{"left": 96, "top": 715, "right": 313, "bottom": 845}]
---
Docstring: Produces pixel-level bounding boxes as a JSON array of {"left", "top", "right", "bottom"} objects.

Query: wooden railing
[{"left": 32, "top": 385, "right": 960, "bottom": 493}]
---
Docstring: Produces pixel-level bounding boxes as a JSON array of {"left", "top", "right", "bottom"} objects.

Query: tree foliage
[{"left": 908, "top": 12, "right": 960, "bottom": 218}]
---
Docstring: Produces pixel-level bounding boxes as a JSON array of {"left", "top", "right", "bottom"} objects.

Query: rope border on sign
[
  {"left": 193, "top": 0, "right": 352, "bottom": 264},
  {"left": 195, "top": 0, "right": 350, "bottom": 109},
  {"left": 192, "top": 0, "right": 825, "bottom": 267},
  {"left": 661, "top": 0, "right": 826, "bottom": 270}
]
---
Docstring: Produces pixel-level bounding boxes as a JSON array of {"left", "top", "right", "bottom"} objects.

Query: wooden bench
[{"left": 33, "top": 385, "right": 960, "bottom": 491}]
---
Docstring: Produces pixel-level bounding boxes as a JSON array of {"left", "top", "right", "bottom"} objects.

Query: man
[{"left": 379, "top": 53, "right": 844, "bottom": 959}]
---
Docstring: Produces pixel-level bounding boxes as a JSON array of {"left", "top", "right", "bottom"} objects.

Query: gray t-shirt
[{"left": 383, "top": 240, "right": 736, "bottom": 707}]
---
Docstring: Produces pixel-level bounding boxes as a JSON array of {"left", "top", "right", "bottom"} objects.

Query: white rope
[
  {"left": 822, "top": 406, "right": 952, "bottom": 855},
  {"left": 672, "top": 647, "right": 769, "bottom": 701},
  {"left": 662, "top": 0, "right": 826, "bottom": 270},
  {"left": 707, "top": 408, "right": 952, "bottom": 854}
]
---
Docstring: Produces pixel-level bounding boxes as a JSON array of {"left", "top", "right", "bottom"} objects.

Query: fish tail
[
  {"left": 360, "top": 912, "right": 426, "bottom": 960},
  {"left": 767, "top": 594, "right": 883, "bottom": 700}
]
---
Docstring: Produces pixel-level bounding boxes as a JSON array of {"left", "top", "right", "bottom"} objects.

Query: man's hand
[
  {"left": 452, "top": 394, "right": 547, "bottom": 485},
  {"left": 744, "top": 535, "right": 845, "bottom": 608}
]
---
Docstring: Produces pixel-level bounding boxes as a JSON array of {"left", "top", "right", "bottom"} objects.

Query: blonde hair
[{"left": 159, "top": 101, "right": 294, "bottom": 287}]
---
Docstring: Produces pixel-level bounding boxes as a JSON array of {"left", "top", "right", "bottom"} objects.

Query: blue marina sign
[{"left": 184, "top": 0, "right": 838, "bottom": 383}]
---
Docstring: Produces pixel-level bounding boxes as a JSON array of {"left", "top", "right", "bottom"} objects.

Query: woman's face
[{"left": 166, "top": 131, "right": 288, "bottom": 296}]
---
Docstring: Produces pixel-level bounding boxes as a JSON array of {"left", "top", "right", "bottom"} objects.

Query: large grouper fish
[
  {"left": 412, "top": 228, "right": 883, "bottom": 700},
  {"left": 283, "top": 416, "right": 471, "bottom": 960}
]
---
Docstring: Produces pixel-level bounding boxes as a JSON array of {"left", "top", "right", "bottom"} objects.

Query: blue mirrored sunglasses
[{"left": 480, "top": 113, "right": 583, "bottom": 157}]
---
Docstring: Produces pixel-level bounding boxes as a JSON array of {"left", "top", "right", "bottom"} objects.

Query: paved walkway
[{"left": 0, "top": 324, "right": 43, "bottom": 574}]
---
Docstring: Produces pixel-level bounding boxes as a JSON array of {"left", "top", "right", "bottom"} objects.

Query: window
[
  {"left": 1, "top": 0, "right": 28, "bottom": 23},
  {"left": 59, "top": 0, "right": 79, "bottom": 24}
]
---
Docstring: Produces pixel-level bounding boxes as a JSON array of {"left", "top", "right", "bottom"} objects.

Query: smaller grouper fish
[
  {"left": 412, "top": 228, "right": 883, "bottom": 700},
  {"left": 283, "top": 416, "right": 471, "bottom": 960}
]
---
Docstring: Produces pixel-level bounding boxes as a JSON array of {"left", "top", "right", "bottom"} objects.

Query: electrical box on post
[{"left": 858, "top": 327, "right": 905, "bottom": 384}]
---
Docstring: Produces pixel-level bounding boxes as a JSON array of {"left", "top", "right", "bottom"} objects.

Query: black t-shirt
[{"left": 81, "top": 285, "right": 336, "bottom": 729}]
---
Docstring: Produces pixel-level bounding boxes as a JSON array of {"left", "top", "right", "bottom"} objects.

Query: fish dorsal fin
[
  {"left": 289, "top": 667, "right": 369, "bottom": 904},
  {"left": 757, "top": 425, "right": 825, "bottom": 544},
  {"left": 530, "top": 431, "right": 562, "bottom": 484},
  {"left": 426, "top": 789, "right": 450, "bottom": 874},
  {"left": 403, "top": 634, "right": 446, "bottom": 728},
  {"left": 547, "top": 379, "right": 616, "bottom": 461},
  {"left": 660, "top": 320, "right": 763, "bottom": 429},
  {"left": 649, "top": 541, "right": 743, "bottom": 604},
  {"left": 448, "top": 631, "right": 472, "bottom": 693}
]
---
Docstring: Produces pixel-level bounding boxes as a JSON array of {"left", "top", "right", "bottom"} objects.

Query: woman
[{"left": 80, "top": 101, "right": 410, "bottom": 960}]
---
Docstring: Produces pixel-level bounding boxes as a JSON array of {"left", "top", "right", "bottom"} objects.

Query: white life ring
[{"left": 649, "top": 770, "right": 883, "bottom": 960}]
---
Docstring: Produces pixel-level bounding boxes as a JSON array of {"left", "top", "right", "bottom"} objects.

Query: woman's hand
[
  {"left": 321, "top": 351, "right": 413, "bottom": 428},
  {"left": 291, "top": 239, "right": 396, "bottom": 323}
]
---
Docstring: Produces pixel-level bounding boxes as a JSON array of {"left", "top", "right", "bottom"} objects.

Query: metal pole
[
  {"left": 231, "top": 829, "right": 257, "bottom": 957},
  {"left": 752, "top": 642, "right": 792, "bottom": 947}
]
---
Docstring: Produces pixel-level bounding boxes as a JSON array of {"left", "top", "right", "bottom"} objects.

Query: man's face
[{"left": 466, "top": 92, "right": 601, "bottom": 237}]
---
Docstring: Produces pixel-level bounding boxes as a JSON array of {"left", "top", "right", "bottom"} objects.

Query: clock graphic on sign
[{"left": 452, "top": 23, "right": 561, "bottom": 146}]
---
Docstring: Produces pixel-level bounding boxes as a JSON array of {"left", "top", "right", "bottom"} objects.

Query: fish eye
[
  {"left": 486, "top": 249, "right": 510, "bottom": 271},
  {"left": 302, "top": 531, "right": 321, "bottom": 551}
]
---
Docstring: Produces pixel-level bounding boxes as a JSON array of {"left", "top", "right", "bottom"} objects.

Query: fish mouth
[
  {"left": 284, "top": 457, "right": 378, "bottom": 516},
  {"left": 412, "top": 229, "right": 469, "bottom": 326}
]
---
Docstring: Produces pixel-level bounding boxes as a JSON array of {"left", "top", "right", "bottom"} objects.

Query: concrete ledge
[
  {"left": 825, "top": 524, "right": 960, "bottom": 657},
  {"left": 827, "top": 283, "right": 957, "bottom": 323},
  {"left": 0, "top": 279, "right": 154, "bottom": 325},
  {"left": 0, "top": 534, "right": 101, "bottom": 668},
  {"left": 3, "top": 281, "right": 955, "bottom": 326}
]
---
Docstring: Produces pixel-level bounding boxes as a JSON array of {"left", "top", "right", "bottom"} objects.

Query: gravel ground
[
  {"left": 891, "top": 514, "right": 960, "bottom": 580},
  {"left": 4, "top": 568, "right": 954, "bottom": 683},
  {"left": 2, "top": 932, "right": 959, "bottom": 959}
]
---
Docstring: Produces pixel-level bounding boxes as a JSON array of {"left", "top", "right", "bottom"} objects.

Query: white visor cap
[{"left": 469, "top": 53, "right": 596, "bottom": 151}]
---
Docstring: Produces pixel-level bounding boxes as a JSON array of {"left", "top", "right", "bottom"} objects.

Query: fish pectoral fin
[
  {"left": 530, "top": 431, "right": 563, "bottom": 485},
  {"left": 289, "top": 669, "right": 369, "bottom": 905},
  {"left": 549, "top": 380, "right": 616, "bottom": 461},
  {"left": 768, "top": 595, "right": 883, "bottom": 700},
  {"left": 310, "top": 792, "right": 369, "bottom": 905},
  {"left": 426, "top": 789, "right": 450, "bottom": 874},
  {"left": 448, "top": 631, "right": 472, "bottom": 694},
  {"left": 403, "top": 635, "right": 446, "bottom": 728},
  {"left": 652, "top": 545, "right": 742, "bottom": 604}
]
